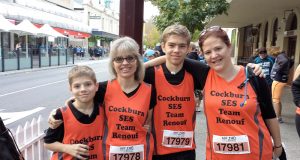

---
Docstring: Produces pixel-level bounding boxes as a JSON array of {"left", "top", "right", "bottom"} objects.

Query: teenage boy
[
  {"left": 44, "top": 65, "right": 104, "bottom": 160},
  {"left": 144, "top": 24, "right": 209, "bottom": 160}
]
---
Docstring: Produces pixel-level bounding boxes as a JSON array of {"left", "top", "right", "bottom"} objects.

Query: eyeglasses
[
  {"left": 113, "top": 55, "right": 137, "bottom": 63},
  {"left": 199, "top": 26, "right": 222, "bottom": 37}
]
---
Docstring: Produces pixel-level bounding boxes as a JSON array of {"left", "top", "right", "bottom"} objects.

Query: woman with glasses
[
  {"left": 197, "top": 26, "right": 282, "bottom": 160},
  {"left": 94, "top": 36, "right": 155, "bottom": 160}
]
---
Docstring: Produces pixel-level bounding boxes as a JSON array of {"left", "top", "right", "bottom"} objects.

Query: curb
[
  {"left": 0, "top": 58, "right": 108, "bottom": 77},
  {"left": 0, "top": 64, "right": 75, "bottom": 76}
]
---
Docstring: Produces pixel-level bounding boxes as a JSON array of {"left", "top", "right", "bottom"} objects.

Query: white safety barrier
[{"left": 12, "top": 115, "right": 50, "bottom": 160}]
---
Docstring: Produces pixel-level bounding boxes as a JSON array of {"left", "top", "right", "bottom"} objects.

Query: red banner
[{"left": 34, "top": 24, "right": 90, "bottom": 38}]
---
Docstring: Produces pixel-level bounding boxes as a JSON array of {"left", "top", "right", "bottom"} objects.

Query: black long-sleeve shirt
[{"left": 292, "top": 75, "right": 300, "bottom": 107}]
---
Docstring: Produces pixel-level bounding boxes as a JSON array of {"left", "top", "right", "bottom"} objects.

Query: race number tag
[
  {"left": 109, "top": 144, "right": 144, "bottom": 160},
  {"left": 213, "top": 135, "right": 251, "bottom": 154},
  {"left": 162, "top": 130, "right": 193, "bottom": 148}
]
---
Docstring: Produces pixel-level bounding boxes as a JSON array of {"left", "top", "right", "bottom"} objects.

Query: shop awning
[
  {"left": 54, "top": 28, "right": 91, "bottom": 38},
  {"left": 92, "top": 31, "right": 119, "bottom": 40},
  {"left": 0, "top": 2, "right": 91, "bottom": 34},
  {"left": 10, "top": 19, "right": 38, "bottom": 35},
  {"left": 0, "top": 14, "right": 16, "bottom": 32},
  {"left": 37, "top": 24, "right": 67, "bottom": 38}
]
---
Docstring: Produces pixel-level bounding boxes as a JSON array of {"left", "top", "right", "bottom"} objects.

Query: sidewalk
[
  {"left": 195, "top": 86, "right": 300, "bottom": 160},
  {"left": 0, "top": 57, "right": 105, "bottom": 76}
]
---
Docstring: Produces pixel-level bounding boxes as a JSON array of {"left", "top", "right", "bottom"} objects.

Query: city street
[
  {"left": 0, "top": 59, "right": 110, "bottom": 131},
  {"left": 0, "top": 60, "right": 299, "bottom": 159}
]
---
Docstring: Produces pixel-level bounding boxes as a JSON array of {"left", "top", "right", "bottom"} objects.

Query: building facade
[
  {"left": 74, "top": 0, "right": 119, "bottom": 51},
  {"left": 0, "top": 0, "right": 93, "bottom": 71},
  {"left": 209, "top": 0, "right": 300, "bottom": 83}
]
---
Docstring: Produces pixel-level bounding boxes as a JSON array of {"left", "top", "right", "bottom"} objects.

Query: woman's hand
[
  {"left": 273, "top": 145, "right": 283, "bottom": 159},
  {"left": 247, "top": 63, "right": 265, "bottom": 78},
  {"left": 48, "top": 109, "right": 63, "bottom": 129}
]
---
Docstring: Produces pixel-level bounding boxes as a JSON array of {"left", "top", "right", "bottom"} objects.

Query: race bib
[
  {"left": 109, "top": 144, "right": 144, "bottom": 160},
  {"left": 213, "top": 135, "right": 250, "bottom": 154},
  {"left": 162, "top": 130, "right": 193, "bottom": 148}
]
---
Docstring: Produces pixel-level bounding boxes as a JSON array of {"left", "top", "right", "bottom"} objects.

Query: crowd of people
[
  {"left": 44, "top": 24, "right": 292, "bottom": 160},
  {"left": 249, "top": 46, "right": 294, "bottom": 123}
]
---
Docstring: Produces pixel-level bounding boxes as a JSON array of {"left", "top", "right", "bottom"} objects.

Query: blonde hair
[
  {"left": 268, "top": 46, "right": 281, "bottom": 56},
  {"left": 108, "top": 36, "right": 145, "bottom": 82},
  {"left": 161, "top": 24, "right": 191, "bottom": 45},
  {"left": 68, "top": 65, "right": 97, "bottom": 85}
]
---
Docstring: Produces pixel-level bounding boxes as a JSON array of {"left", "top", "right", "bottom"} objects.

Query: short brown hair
[
  {"left": 68, "top": 65, "right": 97, "bottom": 85},
  {"left": 198, "top": 27, "right": 230, "bottom": 52},
  {"left": 161, "top": 24, "right": 191, "bottom": 45}
]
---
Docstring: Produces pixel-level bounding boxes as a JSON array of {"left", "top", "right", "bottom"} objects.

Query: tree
[
  {"left": 149, "top": 0, "right": 229, "bottom": 35},
  {"left": 143, "top": 20, "right": 161, "bottom": 48}
]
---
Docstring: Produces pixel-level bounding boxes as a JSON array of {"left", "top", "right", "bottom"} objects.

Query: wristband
[{"left": 273, "top": 144, "right": 282, "bottom": 149}]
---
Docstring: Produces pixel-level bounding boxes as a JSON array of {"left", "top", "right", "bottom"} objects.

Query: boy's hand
[
  {"left": 65, "top": 144, "right": 89, "bottom": 160},
  {"left": 247, "top": 63, "right": 265, "bottom": 78},
  {"left": 143, "top": 124, "right": 151, "bottom": 132},
  {"left": 48, "top": 109, "right": 63, "bottom": 129}
]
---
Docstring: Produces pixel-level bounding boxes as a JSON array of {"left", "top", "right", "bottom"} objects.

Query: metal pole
[
  {"left": 1, "top": 33, "right": 4, "bottom": 72},
  {"left": 58, "top": 48, "right": 60, "bottom": 66}
]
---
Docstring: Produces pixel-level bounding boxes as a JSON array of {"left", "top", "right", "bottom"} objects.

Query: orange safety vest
[
  {"left": 204, "top": 67, "right": 273, "bottom": 160},
  {"left": 296, "top": 107, "right": 300, "bottom": 115},
  {"left": 51, "top": 105, "right": 104, "bottom": 160},
  {"left": 153, "top": 66, "right": 196, "bottom": 155},
  {"left": 103, "top": 80, "right": 154, "bottom": 160}
]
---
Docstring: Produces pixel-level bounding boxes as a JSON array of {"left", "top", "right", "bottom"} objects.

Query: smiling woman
[
  {"left": 98, "top": 36, "right": 155, "bottom": 160},
  {"left": 108, "top": 37, "right": 145, "bottom": 82},
  {"left": 198, "top": 26, "right": 283, "bottom": 160}
]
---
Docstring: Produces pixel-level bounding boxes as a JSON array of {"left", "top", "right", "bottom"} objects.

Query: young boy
[{"left": 44, "top": 65, "right": 104, "bottom": 160}]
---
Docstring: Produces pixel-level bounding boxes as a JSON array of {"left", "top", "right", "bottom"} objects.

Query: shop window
[
  {"left": 271, "top": 18, "right": 278, "bottom": 46},
  {"left": 263, "top": 22, "right": 268, "bottom": 47},
  {"left": 290, "top": 14, "right": 297, "bottom": 30}
]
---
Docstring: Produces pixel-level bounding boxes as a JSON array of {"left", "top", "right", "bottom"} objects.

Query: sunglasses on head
[
  {"left": 113, "top": 55, "right": 137, "bottom": 63},
  {"left": 199, "top": 26, "right": 222, "bottom": 37}
]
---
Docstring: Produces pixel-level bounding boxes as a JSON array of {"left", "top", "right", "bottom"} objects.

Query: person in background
[
  {"left": 198, "top": 26, "right": 282, "bottom": 160},
  {"left": 186, "top": 42, "right": 203, "bottom": 111},
  {"left": 270, "top": 46, "right": 291, "bottom": 123},
  {"left": 144, "top": 49, "right": 156, "bottom": 62},
  {"left": 154, "top": 43, "right": 165, "bottom": 56},
  {"left": 186, "top": 42, "right": 199, "bottom": 60},
  {"left": 197, "top": 50, "right": 206, "bottom": 64},
  {"left": 291, "top": 64, "right": 300, "bottom": 137},
  {"left": 44, "top": 65, "right": 104, "bottom": 160},
  {"left": 253, "top": 47, "right": 275, "bottom": 89}
]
